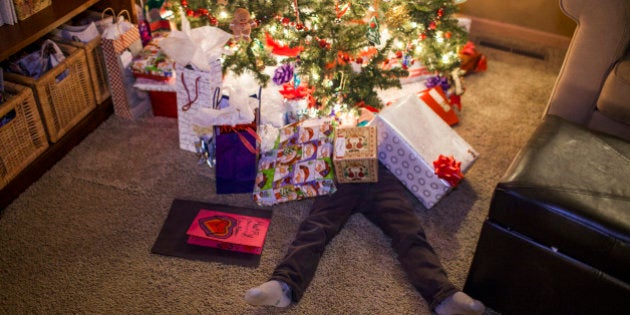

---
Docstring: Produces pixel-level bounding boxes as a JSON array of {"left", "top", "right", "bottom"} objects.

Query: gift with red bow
[{"left": 369, "top": 94, "right": 479, "bottom": 209}]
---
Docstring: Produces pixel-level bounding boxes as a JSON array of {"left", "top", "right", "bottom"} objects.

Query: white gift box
[{"left": 369, "top": 94, "right": 479, "bottom": 209}]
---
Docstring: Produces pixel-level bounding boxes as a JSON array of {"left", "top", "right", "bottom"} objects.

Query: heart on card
[{"left": 198, "top": 215, "right": 237, "bottom": 239}]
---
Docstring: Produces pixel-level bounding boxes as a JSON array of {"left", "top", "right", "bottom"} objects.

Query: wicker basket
[
  {"left": 5, "top": 43, "right": 96, "bottom": 143},
  {"left": 0, "top": 81, "right": 49, "bottom": 189},
  {"left": 49, "top": 34, "right": 111, "bottom": 104}
]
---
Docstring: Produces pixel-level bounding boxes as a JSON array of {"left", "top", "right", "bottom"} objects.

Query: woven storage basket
[
  {"left": 0, "top": 81, "right": 49, "bottom": 189},
  {"left": 49, "top": 34, "right": 111, "bottom": 104},
  {"left": 5, "top": 43, "right": 96, "bottom": 143}
]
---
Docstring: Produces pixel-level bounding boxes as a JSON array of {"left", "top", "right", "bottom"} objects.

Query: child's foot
[
  {"left": 435, "top": 291, "right": 485, "bottom": 315},
  {"left": 244, "top": 280, "right": 291, "bottom": 307}
]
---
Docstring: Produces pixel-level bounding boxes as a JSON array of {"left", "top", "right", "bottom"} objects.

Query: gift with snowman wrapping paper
[
  {"left": 368, "top": 94, "right": 479, "bottom": 209},
  {"left": 333, "top": 126, "right": 379, "bottom": 183},
  {"left": 253, "top": 117, "right": 337, "bottom": 206}
]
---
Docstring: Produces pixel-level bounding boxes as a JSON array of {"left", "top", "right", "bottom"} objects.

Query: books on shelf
[{"left": 0, "top": 0, "right": 18, "bottom": 26}]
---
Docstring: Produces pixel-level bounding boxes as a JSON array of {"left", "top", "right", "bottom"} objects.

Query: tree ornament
[
  {"left": 230, "top": 8, "right": 257, "bottom": 41},
  {"left": 366, "top": 16, "right": 381, "bottom": 45},
  {"left": 273, "top": 63, "right": 294, "bottom": 85},
  {"left": 387, "top": 4, "right": 409, "bottom": 30},
  {"left": 334, "top": 0, "right": 351, "bottom": 23},
  {"left": 444, "top": 31, "right": 452, "bottom": 39}
]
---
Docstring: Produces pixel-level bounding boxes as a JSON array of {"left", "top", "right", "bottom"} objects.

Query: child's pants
[{"left": 271, "top": 163, "right": 459, "bottom": 309}]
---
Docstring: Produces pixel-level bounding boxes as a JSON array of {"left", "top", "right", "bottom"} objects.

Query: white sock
[
  {"left": 434, "top": 291, "right": 485, "bottom": 315},
  {"left": 244, "top": 280, "right": 292, "bottom": 307}
]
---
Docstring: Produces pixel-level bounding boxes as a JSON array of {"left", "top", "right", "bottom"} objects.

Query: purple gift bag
[
  {"left": 214, "top": 128, "right": 258, "bottom": 194},
  {"left": 214, "top": 89, "right": 261, "bottom": 194}
]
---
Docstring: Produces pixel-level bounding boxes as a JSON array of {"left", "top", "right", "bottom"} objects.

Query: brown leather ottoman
[{"left": 464, "top": 115, "right": 630, "bottom": 315}]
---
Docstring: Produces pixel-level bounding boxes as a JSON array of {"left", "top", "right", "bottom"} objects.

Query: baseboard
[{"left": 456, "top": 14, "right": 571, "bottom": 63}]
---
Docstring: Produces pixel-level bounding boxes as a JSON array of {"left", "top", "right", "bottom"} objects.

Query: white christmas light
[{"left": 435, "top": 31, "right": 444, "bottom": 43}]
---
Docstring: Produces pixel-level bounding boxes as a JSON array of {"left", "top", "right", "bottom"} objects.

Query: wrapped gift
[
  {"left": 333, "top": 126, "right": 378, "bottom": 183},
  {"left": 382, "top": 53, "right": 433, "bottom": 84},
  {"left": 369, "top": 94, "right": 479, "bottom": 209},
  {"left": 417, "top": 86, "right": 459, "bottom": 126},
  {"left": 131, "top": 32, "right": 175, "bottom": 82},
  {"left": 253, "top": 117, "right": 337, "bottom": 206},
  {"left": 186, "top": 209, "right": 270, "bottom": 255}
]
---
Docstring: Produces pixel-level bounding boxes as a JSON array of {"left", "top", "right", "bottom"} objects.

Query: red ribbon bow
[
  {"left": 265, "top": 32, "right": 304, "bottom": 57},
  {"left": 279, "top": 82, "right": 314, "bottom": 100},
  {"left": 433, "top": 155, "right": 464, "bottom": 187}
]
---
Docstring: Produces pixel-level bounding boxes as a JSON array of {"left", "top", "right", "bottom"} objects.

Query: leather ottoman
[{"left": 464, "top": 115, "right": 630, "bottom": 314}]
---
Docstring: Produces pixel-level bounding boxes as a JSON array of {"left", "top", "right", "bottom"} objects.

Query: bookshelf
[{"left": 0, "top": 0, "right": 135, "bottom": 209}]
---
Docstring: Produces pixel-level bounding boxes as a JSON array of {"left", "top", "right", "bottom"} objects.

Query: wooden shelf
[
  {"left": 0, "top": 0, "right": 135, "bottom": 210},
  {"left": 0, "top": 0, "right": 101, "bottom": 61}
]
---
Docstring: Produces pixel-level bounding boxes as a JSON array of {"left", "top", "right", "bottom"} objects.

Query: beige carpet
[{"left": 0, "top": 45, "right": 564, "bottom": 314}]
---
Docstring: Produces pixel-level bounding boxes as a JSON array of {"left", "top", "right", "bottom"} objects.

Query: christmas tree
[{"left": 165, "top": 0, "right": 467, "bottom": 113}]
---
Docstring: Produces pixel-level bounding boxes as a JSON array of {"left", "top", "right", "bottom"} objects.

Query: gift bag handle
[
  {"left": 101, "top": 7, "right": 115, "bottom": 20},
  {"left": 180, "top": 72, "right": 201, "bottom": 111},
  {"left": 117, "top": 10, "right": 131, "bottom": 22},
  {"left": 39, "top": 39, "right": 65, "bottom": 75},
  {"left": 112, "top": 9, "right": 132, "bottom": 35}
]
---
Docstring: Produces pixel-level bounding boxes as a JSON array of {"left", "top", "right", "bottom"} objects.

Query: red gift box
[
  {"left": 149, "top": 91, "right": 177, "bottom": 118},
  {"left": 417, "top": 86, "right": 459, "bottom": 126}
]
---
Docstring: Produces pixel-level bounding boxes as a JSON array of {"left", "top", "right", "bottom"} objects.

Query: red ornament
[
  {"left": 282, "top": 17, "right": 290, "bottom": 25},
  {"left": 181, "top": 0, "right": 188, "bottom": 7},
  {"left": 444, "top": 31, "right": 452, "bottom": 39},
  {"left": 433, "top": 155, "right": 464, "bottom": 187},
  {"left": 437, "top": 8, "right": 444, "bottom": 18},
  {"left": 419, "top": 33, "right": 427, "bottom": 40},
  {"left": 318, "top": 39, "right": 330, "bottom": 49},
  {"left": 186, "top": 8, "right": 194, "bottom": 16},
  {"left": 429, "top": 21, "right": 437, "bottom": 30}
]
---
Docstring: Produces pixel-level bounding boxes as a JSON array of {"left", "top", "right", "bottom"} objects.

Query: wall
[{"left": 458, "top": 0, "right": 576, "bottom": 38}]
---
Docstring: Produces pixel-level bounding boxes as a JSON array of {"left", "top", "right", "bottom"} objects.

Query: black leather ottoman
[{"left": 464, "top": 115, "right": 630, "bottom": 315}]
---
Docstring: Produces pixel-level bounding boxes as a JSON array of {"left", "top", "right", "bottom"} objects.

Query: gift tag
[
  {"left": 120, "top": 50, "right": 133, "bottom": 67},
  {"left": 334, "top": 136, "right": 346, "bottom": 158}
]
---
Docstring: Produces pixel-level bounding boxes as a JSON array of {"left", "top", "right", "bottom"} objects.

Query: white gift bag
[{"left": 175, "top": 62, "right": 223, "bottom": 152}]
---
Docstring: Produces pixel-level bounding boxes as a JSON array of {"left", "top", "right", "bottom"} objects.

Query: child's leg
[
  {"left": 362, "top": 165, "right": 483, "bottom": 314},
  {"left": 246, "top": 182, "right": 365, "bottom": 306}
]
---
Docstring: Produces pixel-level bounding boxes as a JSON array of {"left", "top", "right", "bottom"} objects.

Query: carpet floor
[{"left": 0, "top": 44, "right": 564, "bottom": 314}]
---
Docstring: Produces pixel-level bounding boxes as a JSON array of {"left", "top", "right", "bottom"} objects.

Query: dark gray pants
[{"left": 271, "top": 164, "right": 458, "bottom": 309}]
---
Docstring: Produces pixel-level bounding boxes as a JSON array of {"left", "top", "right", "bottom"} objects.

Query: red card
[{"left": 186, "top": 209, "right": 271, "bottom": 255}]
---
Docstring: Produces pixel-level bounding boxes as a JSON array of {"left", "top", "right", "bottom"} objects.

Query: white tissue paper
[{"left": 160, "top": 15, "right": 232, "bottom": 71}]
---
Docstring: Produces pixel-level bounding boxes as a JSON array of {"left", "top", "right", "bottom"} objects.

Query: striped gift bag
[{"left": 101, "top": 11, "right": 151, "bottom": 119}]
